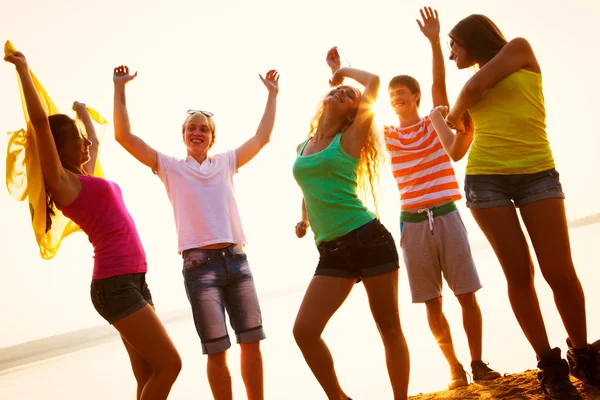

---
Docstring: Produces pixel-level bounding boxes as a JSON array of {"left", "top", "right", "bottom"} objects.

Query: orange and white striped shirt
[{"left": 384, "top": 116, "right": 461, "bottom": 210}]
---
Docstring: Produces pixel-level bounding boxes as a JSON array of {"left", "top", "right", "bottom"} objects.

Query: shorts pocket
[
  {"left": 356, "top": 220, "right": 390, "bottom": 248},
  {"left": 183, "top": 252, "right": 212, "bottom": 271},
  {"left": 90, "top": 281, "right": 106, "bottom": 309}
]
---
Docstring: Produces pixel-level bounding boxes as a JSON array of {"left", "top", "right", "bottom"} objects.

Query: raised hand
[
  {"left": 430, "top": 105, "right": 449, "bottom": 119},
  {"left": 259, "top": 69, "right": 280, "bottom": 94},
  {"left": 417, "top": 7, "right": 440, "bottom": 42},
  {"left": 326, "top": 46, "right": 341, "bottom": 74},
  {"left": 295, "top": 220, "right": 309, "bottom": 238},
  {"left": 72, "top": 101, "right": 87, "bottom": 114},
  {"left": 4, "top": 51, "right": 27, "bottom": 70},
  {"left": 113, "top": 65, "right": 138, "bottom": 86}
]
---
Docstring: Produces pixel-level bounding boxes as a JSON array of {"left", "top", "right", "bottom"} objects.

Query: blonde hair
[
  {"left": 182, "top": 112, "right": 216, "bottom": 148},
  {"left": 308, "top": 89, "right": 384, "bottom": 214}
]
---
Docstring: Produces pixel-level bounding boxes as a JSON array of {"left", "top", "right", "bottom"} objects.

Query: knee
[
  {"left": 425, "top": 297, "right": 443, "bottom": 315},
  {"left": 505, "top": 262, "right": 535, "bottom": 290},
  {"left": 377, "top": 318, "right": 404, "bottom": 341},
  {"left": 164, "top": 351, "right": 182, "bottom": 377},
  {"left": 240, "top": 341, "right": 262, "bottom": 359},
  {"left": 456, "top": 292, "right": 478, "bottom": 309},
  {"left": 293, "top": 320, "right": 321, "bottom": 348},
  {"left": 208, "top": 351, "right": 228, "bottom": 367}
]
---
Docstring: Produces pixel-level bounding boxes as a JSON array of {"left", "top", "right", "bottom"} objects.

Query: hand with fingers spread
[
  {"left": 259, "top": 69, "right": 279, "bottom": 95},
  {"left": 113, "top": 65, "right": 138, "bottom": 86},
  {"left": 417, "top": 6, "right": 440, "bottom": 43},
  {"left": 4, "top": 51, "right": 28, "bottom": 71},
  {"left": 295, "top": 220, "right": 309, "bottom": 238},
  {"left": 326, "top": 46, "right": 342, "bottom": 74}
]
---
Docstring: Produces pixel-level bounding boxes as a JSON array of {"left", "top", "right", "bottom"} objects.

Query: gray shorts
[{"left": 400, "top": 206, "right": 482, "bottom": 303}]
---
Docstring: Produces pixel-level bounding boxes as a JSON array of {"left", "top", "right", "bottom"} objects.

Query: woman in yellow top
[{"left": 427, "top": 14, "right": 599, "bottom": 400}]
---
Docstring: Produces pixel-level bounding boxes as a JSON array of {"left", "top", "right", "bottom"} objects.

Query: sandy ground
[{"left": 409, "top": 370, "right": 600, "bottom": 399}]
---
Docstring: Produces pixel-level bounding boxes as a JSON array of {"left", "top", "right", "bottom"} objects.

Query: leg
[
  {"left": 222, "top": 253, "right": 266, "bottom": 400},
  {"left": 424, "top": 297, "right": 460, "bottom": 367},
  {"left": 471, "top": 205, "right": 552, "bottom": 357},
  {"left": 519, "top": 199, "right": 587, "bottom": 348},
  {"left": 207, "top": 351, "right": 232, "bottom": 400},
  {"left": 362, "top": 270, "right": 409, "bottom": 400},
  {"left": 455, "top": 292, "right": 482, "bottom": 362},
  {"left": 240, "top": 342, "right": 263, "bottom": 400},
  {"left": 121, "top": 336, "right": 153, "bottom": 400},
  {"left": 113, "top": 305, "right": 182, "bottom": 400},
  {"left": 293, "top": 276, "right": 355, "bottom": 400},
  {"left": 183, "top": 250, "right": 234, "bottom": 397}
]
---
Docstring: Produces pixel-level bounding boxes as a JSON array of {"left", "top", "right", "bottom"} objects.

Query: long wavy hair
[
  {"left": 307, "top": 92, "right": 384, "bottom": 214},
  {"left": 44, "top": 114, "right": 87, "bottom": 232}
]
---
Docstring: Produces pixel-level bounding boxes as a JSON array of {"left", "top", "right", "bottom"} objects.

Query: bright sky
[{"left": 0, "top": 0, "right": 599, "bottom": 350}]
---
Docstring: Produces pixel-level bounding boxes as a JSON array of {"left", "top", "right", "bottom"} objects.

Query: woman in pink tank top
[{"left": 5, "top": 51, "right": 181, "bottom": 400}]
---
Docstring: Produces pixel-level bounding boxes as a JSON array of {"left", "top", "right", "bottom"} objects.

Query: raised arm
[
  {"left": 417, "top": 7, "right": 449, "bottom": 107},
  {"left": 235, "top": 70, "right": 279, "bottom": 169},
  {"left": 447, "top": 37, "right": 539, "bottom": 129},
  {"left": 73, "top": 102, "right": 99, "bottom": 176},
  {"left": 331, "top": 66, "right": 380, "bottom": 153},
  {"left": 113, "top": 65, "right": 158, "bottom": 172},
  {"left": 4, "top": 52, "right": 79, "bottom": 205},
  {"left": 429, "top": 106, "right": 473, "bottom": 161}
]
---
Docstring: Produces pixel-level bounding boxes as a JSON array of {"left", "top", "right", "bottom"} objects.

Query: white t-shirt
[{"left": 156, "top": 150, "right": 246, "bottom": 253}]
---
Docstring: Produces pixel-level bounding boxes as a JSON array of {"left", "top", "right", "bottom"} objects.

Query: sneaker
[
  {"left": 537, "top": 347, "right": 582, "bottom": 400},
  {"left": 471, "top": 360, "right": 501, "bottom": 381},
  {"left": 566, "top": 338, "right": 600, "bottom": 386},
  {"left": 448, "top": 363, "right": 469, "bottom": 390}
]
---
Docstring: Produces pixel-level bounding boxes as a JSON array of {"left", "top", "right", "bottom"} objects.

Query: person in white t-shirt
[{"left": 112, "top": 65, "right": 279, "bottom": 400}]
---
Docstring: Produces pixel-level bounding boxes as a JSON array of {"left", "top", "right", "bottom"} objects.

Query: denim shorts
[
  {"left": 464, "top": 168, "right": 565, "bottom": 210},
  {"left": 182, "top": 244, "right": 265, "bottom": 355},
  {"left": 316, "top": 218, "right": 400, "bottom": 280},
  {"left": 90, "top": 273, "right": 153, "bottom": 324}
]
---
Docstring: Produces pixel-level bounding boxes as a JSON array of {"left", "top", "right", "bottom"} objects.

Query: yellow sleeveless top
[{"left": 467, "top": 69, "right": 555, "bottom": 175}]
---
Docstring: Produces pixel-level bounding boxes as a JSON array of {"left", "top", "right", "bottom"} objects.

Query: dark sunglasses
[{"left": 187, "top": 109, "right": 214, "bottom": 118}]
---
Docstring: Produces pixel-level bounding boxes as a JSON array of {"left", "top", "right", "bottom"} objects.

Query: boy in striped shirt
[{"left": 383, "top": 7, "right": 500, "bottom": 388}]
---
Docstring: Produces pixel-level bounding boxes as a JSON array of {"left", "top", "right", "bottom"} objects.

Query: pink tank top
[{"left": 56, "top": 175, "right": 147, "bottom": 280}]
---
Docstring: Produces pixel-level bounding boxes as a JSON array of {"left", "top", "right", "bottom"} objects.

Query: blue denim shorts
[
  {"left": 464, "top": 168, "right": 565, "bottom": 210},
  {"left": 182, "top": 244, "right": 265, "bottom": 355},
  {"left": 316, "top": 219, "right": 400, "bottom": 280}
]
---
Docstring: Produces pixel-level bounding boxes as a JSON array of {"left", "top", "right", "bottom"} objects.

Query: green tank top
[
  {"left": 467, "top": 69, "right": 555, "bottom": 175},
  {"left": 293, "top": 133, "right": 376, "bottom": 245}
]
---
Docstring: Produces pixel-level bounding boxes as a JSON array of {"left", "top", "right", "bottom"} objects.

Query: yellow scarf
[{"left": 5, "top": 40, "right": 107, "bottom": 260}]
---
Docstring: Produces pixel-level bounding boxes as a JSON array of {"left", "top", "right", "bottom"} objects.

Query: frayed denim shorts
[{"left": 464, "top": 168, "right": 565, "bottom": 210}]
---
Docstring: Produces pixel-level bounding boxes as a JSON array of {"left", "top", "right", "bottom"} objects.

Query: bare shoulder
[{"left": 508, "top": 37, "right": 541, "bottom": 73}]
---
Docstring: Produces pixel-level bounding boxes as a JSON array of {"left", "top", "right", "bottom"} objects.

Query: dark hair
[
  {"left": 44, "top": 114, "right": 80, "bottom": 233},
  {"left": 449, "top": 14, "right": 508, "bottom": 66},
  {"left": 388, "top": 75, "right": 421, "bottom": 107}
]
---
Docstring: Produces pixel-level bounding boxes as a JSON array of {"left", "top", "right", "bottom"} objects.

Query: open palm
[
  {"left": 417, "top": 7, "right": 440, "bottom": 40},
  {"left": 260, "top": 69, "right": 280, "bottom": 94}
]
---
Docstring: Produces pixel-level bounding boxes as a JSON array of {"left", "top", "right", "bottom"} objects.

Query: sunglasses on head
[{"left": 187, "top": 109, "right": 214, "bottom": 118}]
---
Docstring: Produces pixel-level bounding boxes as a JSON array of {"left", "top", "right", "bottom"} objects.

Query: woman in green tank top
[
  {"left": 291, "top": 47, "right": 410, "bottom": 400},
  {"left": 427, "top": 14, "right": 599, "bottom": 399}
]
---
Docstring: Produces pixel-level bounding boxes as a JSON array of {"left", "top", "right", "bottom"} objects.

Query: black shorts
[
  {"left": 90, "top": 273, "right": 153, "bottom": 324},
  {"left": 315, "top": 219, "right": 400, "bottom": 280}
]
